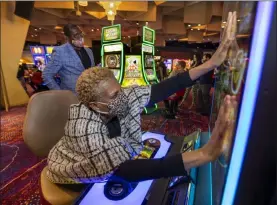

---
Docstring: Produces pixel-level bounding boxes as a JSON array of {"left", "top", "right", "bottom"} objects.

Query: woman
[
  {"left": 47, "top": 12, "right": 237, "bottom": 191},
  {"left": 164, "top": 60, "right": 187, "bottom": 118}
]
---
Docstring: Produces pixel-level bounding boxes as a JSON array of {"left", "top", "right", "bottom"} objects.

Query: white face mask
[{"left": 72, "top": 38, "right": 84, "bottom": 48}]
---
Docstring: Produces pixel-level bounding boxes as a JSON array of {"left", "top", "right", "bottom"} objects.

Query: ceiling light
[
  {"left": 198, "top": 24, "right": 201, "bottom": 26},
  {"left": 237, "top": 19, "right": 241, "bottom": 22},
  {"left": 136, "top": 22, "right": 139, "bottom": 25},
  {"left": 169, "top": 38, "right": 171, "bottom": 40},
  {"left": 123, "top": 36, "right": 125, "bottom": 39},
  {"left": 191, "top": 29, "right": 193, "bottom": 31},
  {"left": 31, "top": 35, "right": 34, "bottom": 37},
  {"left": 128, "top": 36, "right": 130, "bottom": 38},
  {"left": 107, "top": 10, "right": 114, "bottom": 15},
  {"left": 39, "top": 28, "right": 42, "bottom": 30},
  {"left": 78, "top": 1, "right": 88, "bottom": 7},
  {"left": 35, "top": 34, "right": 37, "bottom": 37},
  {"left": 188, "top": 25, "right": 191, "bottom": 27},
  {"left": 208, "top": 38, "right": 210, "bottom": 40},
  {"left": 223, "top": 21, "right": 227, "bottom": 24},
  {"left": 222, "top": 26, "right": 225, "bottom": 28},
  {"left": 109, "top": 2, "right": 114, "bottom": 8},
  {"left": 97, "top": 28, "right": 99, "bottom": 31},
  {"left": 35, "top": 29, "right": 37, "bottom": 31},
  {"left": 198, "top": 28, "right": 200, "bottom": 30},
  {"left": 91, "top": 29, "right": 94, "bottom": 32}
]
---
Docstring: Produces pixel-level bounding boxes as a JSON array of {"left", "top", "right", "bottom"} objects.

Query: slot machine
[
  {"left": 101, "top": 24, "right": 124, "bottom": 83},
  {"left": 141, "top": 26, "right": 159, "bottom": 85},
  {"left": 75, "top": 2, "right": 276, "bottom": 205},
  {"left": 30, "top": 46, "right": 47, "bottom": 71}
]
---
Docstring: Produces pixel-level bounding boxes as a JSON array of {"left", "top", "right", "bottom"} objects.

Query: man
[
  {"left": 198, "top": 53, "right": 214, "bottom": 115},
  {"left": 157, "top": 57, "right": 168, "bottom": 81},
  {"left": 43, "top": 24, "right": 95, "bottom": 92},
  {"left": 164, "top": 61, "right": 187, "bottom": 119}
]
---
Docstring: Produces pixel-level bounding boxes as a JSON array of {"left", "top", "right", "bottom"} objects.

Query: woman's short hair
[
  {"left": 63, "top": 24, "right": 78, "bottom": 37},
  {"left": 76, "top": 67, "right": 115, "bottom": 106}
]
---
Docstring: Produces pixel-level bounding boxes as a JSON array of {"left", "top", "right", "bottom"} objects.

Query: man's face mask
[
  {"left": 94, "top": 91, "right": 129, "bottom": 117},
  {"left": 72, "top": 38, "right": 84, "bottom": 48}
]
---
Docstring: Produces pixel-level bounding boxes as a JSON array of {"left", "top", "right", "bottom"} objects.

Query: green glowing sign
[
  {"left": 102, "top": 24, "right": 121, "bottom": 43},
  {"left": 143, "top": 26, "right": 155, "bottom": 45}
]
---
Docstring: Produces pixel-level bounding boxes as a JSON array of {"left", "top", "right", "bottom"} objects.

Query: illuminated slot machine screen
[
  {"left": 145, "top": 55, "right": 154, "bottom": 68},
  {"left": 121, "top": 55, "right": 147, "bottom": 87},
  {"left": 204, "top": 2, "right": 273, "bottom": 205},
  {"left": 164, "top": 59, "right": 172, "bottom": 74},
  {"left": 104, "top": 54, "right": 121, "bottom": 79}
]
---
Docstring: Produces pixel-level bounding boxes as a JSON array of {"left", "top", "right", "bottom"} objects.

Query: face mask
[
  {"left": 94, "top": 91, "right": 129, "bottom": 117},
  {"left": 72, "top": 38, "right": 84, "bottom": 48}
]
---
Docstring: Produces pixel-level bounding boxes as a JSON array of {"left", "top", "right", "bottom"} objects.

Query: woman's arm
[
  {"left": 148, "top": 12, "right": 237, "bottom": 105},
  {"left": 115, "top": 95, "right": 236, "bottom": 182}
]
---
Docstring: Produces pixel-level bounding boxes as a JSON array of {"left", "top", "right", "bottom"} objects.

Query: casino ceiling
[{"left": 27, "top": 1, "right": 248, "bottom": 46}]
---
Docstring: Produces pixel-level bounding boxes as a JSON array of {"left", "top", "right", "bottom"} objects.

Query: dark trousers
[
  {"left": 199, "top": 84, "right": 212, "bottom": 114},
  {"left": 164, "top": 97, "right": 181, "bottom": 115}
]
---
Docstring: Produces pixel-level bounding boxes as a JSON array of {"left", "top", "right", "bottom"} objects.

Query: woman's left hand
[
  {"left": 209, "top": 12, "right": 237, "bottom": 68},
  {"left": 202, "top": 95, "right": 237, "bottom": 161}
]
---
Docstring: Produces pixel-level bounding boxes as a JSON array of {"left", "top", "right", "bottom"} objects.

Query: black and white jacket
[{"left": 47, "top": 86, "right": 151, "bottom": 184}]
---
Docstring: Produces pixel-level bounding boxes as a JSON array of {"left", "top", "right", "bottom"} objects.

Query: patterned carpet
[{"left": 0, "top": 102, "right": 208, "bottom": 205}]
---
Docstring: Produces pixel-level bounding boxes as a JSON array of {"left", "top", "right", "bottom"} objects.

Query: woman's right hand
[{"left": 209, "top": 12, "right": 237, "bottom": 68}]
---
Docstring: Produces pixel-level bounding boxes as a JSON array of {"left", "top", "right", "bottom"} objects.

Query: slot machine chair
[{"left": 23, "top": 91, "right": 80, "bottom": 205}]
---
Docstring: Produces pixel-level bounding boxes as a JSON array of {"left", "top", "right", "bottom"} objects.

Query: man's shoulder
[{"left": 53, "top": 43, "right": 70, "bottom": 52}]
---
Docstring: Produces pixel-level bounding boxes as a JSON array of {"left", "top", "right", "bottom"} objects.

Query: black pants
[
  {"left": 164, "top": 97, "right": 182, "bottom": 115},
  {"left": 57, "top": 154, "right": 186, "bottom": 192}
]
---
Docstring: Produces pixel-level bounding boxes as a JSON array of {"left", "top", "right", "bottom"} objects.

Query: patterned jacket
[{"left": 47, "top": 86, "right": 151, "bottom": 184}]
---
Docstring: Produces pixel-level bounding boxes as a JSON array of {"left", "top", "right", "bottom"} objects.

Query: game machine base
[{"left": 75, "top": 130, "right": 203, "bottom": 205}]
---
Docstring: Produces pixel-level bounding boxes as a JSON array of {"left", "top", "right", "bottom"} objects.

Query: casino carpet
[{"left": 0, "top": 102, "right": 208, "bottom": 205}]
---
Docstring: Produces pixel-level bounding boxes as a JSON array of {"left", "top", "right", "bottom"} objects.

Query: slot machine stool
[{"left": 23, "top": 91, "right": 80, "bottom": 205}]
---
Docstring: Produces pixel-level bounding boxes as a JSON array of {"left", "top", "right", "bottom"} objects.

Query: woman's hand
[
  {"left": 209, "top": 12, "right": 237, "bottom": 68},
  {"left": 202, "top": 95, "right": 237, "bottom": 161}
]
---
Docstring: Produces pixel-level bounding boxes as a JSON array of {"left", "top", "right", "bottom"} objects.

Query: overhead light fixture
[
  {"left": 169, "top": 38, "right": 171, "bottom": 40},
  {"left": 97, "top": 28, "right": 99, "bottom": 31},
  {"left": 123, "top": 36, "right": 125, "bottom": 39},
  {"left": 223, "top": 21, "right": 227, "bottom": 24},
  {"left": 31, "top": 35, "right": 34, "bottom": 37},
  {"left": 91, "top": 29, "right": 94, "bottom": 32},
  {"left": 191, "top": 28, "right": 193, "bottom": 31},
  {"left": 198, "top": 24, "right": 201, "bottom": 26},
  {"left": 222, "top": 26, "right": 225, "bottom": 28},
  {"left": 188, "top": 25, "right": 191, "bottom": 27},
  {"left": 99, "top": 1, "right": 121, "bottom": 21},
  {"left": 107, "top": 10, "right": 114, "bottom": 15},
  {"left": 39, "top": 28, "right": 42, "bottom": 30},
  {"left": 237, "top": 19, "right": 241, "bottom": 22},
  {"left": 35, "top": 28, "right": 38, "bottom": 31},
  {"left": 128, "top": 36, "right": 130, "bottom": 38},
  {"left": 55, "top": 26, "right": 63, "bottom": 30},
  {"left": 35, "top": 34, "right": 37, "bottom": 37},
  {"left": 136, "top": 22, "right": 139, "bottom": 25},
  {"left": 78, "top": 1, "right": 88, "bottom": 7},
  {"left": 198, "top": 28, "right": 200, "bottom": 30}
]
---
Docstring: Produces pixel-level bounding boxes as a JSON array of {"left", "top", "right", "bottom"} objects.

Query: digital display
[
  {"left": 45, "top": 46, "right": 54, "bottom": 54},
  {"left": 164, "top": 59, "right": 172, "bottom": 73},
  {"left": 102, "top": 24, "right": 121, "bottom": 43},
  {"left": 121, "top": 55, "right": 147, "bottom": 87},
  {"left": 105, "top": 54, "right": 120, "bottom": 69},
  {"left": 145, "top": 55, "right": 154, "bottom": 68},
  {"left": 30, "top": 46, "right": 45, "bottom": 55},
  {"left": 145, "top": 69, "right": 155, "bottom": 81},
  {"left": 143, "top": 26, "right": 155, "bottom": 45},
  {"left": 210, "top": 3, "right": 257, "bottom": 205}
]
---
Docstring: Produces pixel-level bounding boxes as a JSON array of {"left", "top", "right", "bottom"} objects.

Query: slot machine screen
[
  {"left": 145, "top": 55, "right": 154, "bottom": 68},
  {"left": 210, "top": 2, "right": 258, "bottom": 205},
  {"left": 104, "top": 54, "right": 121, "bottom": 69}
]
